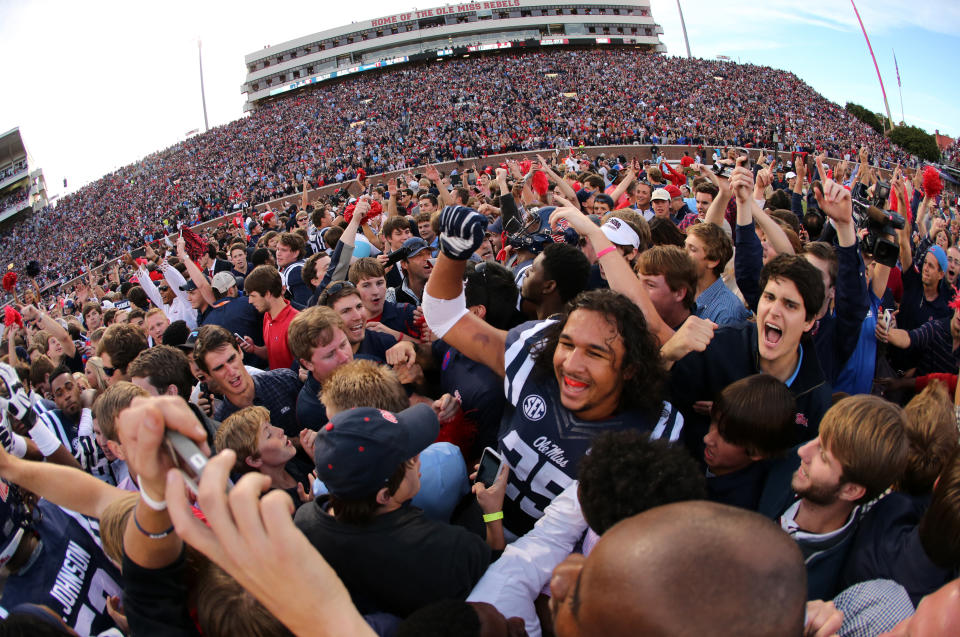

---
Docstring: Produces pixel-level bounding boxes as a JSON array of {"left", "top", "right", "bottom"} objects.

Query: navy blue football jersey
[
  {"left": 0, "top": 499, "right": 122, "bottom": 635},
  {"left": 433, "top": 340, "right": 506, "bottom": 456},
  {"left": 498, "top": 320, "right": 684, "bottom": 535}
]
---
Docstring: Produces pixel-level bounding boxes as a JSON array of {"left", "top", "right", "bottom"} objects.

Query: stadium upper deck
[
  {"left": 241, "top": 0, "right": 663, "bottom": 111},
  {"left": 0, "top": 128, "right": 48, "bottom": 226}
]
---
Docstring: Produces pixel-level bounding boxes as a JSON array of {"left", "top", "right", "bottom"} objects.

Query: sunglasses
[
  {"left": 158, "top": 286, "right": 170, "bottom": 292},
  {"left": 103, "top": 365, "right": 116, "bottom": 376}
]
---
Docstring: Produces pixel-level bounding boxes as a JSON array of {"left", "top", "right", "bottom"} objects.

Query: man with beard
[{"left": 773, "top": 395, "right": 908, "bottom": 600}]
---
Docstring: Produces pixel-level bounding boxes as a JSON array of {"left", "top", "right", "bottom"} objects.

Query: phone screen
[{"left": 475, "top": 448, "right": 502, "bottom": 488}]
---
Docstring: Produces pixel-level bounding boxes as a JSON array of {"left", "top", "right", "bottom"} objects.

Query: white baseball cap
[{"left": 600, "top": 218, "right": 640, "bottom": 250}]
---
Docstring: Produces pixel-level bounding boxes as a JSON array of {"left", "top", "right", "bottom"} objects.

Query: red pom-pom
[
  {"left": 357, "top": 168, "right": 367, "bottom": 182},
  {"left": 923, "top": 166, "right": 943, "bottom": 200},
  {"left": 519, "top": 160, "right": 532, "bottom": 175},
  {"left": 2, "top": 272, "right": 16, "bottom": 293},
  {"left": 4, "top": 306, "right": 23, "bottom": 329},
  {"left": 949, "top": 290, "right": 960, "bottom": 312},
  {"left": 344, "top": 200, "right": 383, "bottom": 225},
  {"left": 532, "top": 171, "right": 549, "bottom": 197}
]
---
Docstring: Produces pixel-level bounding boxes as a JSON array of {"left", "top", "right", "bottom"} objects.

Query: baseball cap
[
  {"left": 785, "top": 171, "right": 797, "bottom": 179},
  {"left": 601, "top": 218, "right": 640, "bottom": 250},
  {"left": 314, "top": 404, "right": 439, "bottom": 499},
  {"left": 179, "top": 280, "right": 199, "bottom": 292},
  {"left": 402, "top": 237, "right": 431, "bottom": 259},
  {"left": 929, "top": 245, "right": 948, "bottom": 273},
  {"left": 651, "top": 188, "right": 671, "bottom": 202},
  {"left": 262, "top": 211, "right": 276, "bottom": 224},
  {"left": 211, "top": 271, "right": 237, "bottom": 294},
  {"left": 665, "top": 185, "right": 683, "bottom": 200}
]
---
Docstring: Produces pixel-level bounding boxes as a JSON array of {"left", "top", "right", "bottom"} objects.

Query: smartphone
[
  {"left": 233, "top": 332, "right": 245, "bottom": 346},
  {"left": 164, "top": 430, "right": 230, "bottom": 496},
  {"left": 475, "top": 447, "right": 504, "bottom": 488}
]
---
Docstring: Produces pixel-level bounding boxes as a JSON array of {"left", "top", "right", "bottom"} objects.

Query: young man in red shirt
[{"left": 242, "top": 265, "right": 298, "bottom": 369}]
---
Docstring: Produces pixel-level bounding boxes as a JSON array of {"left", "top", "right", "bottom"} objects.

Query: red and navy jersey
[
  {"left": 499, "top": 320, "right": 683, "bottom": 536},
  {"left": 433, "top": 340, "right": 506, "bottom": 458},
  {"left": 0, "top": 500, "right": 123, "bottom": 635}
]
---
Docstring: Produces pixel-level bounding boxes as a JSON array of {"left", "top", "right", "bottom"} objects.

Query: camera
[
  {"left": 856, "top": 203, "right": 904, "bottom": 268},
  {"left": 711, "top": 163, "right": 735, "bottom": 179},
  {"left": 385, "top": 246, "right": 409, "bottom": 268}
]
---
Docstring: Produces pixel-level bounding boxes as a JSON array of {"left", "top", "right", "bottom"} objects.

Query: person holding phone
[{"left": 294, "top": 404, "right": 504, "bottom": 618}]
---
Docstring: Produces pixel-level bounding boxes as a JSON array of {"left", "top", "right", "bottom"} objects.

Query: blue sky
[
  {"left": 0, "top": 0, "right": 957, "bottom": 199},
  {"left": 651, "top": 0, "right": 960, "bottom": 134}
]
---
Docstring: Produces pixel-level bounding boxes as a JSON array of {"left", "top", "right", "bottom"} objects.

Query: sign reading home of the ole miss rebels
[{"left": 371, "top": 0, "right": 520, "bottom": 27}]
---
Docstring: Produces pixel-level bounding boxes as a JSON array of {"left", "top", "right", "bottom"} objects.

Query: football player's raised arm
[{"left": 424, "top": 207, "right": 507, "bottom": 377}]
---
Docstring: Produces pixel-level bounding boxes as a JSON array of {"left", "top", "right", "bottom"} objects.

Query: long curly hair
[{"left": 531, "top": 289, "right": 666, "bottom": 420}]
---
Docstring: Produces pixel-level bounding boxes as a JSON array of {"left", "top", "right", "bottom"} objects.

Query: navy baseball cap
[
  {"left": 314, "top": 404, "right": 438, "bottom": 499},
  {"left": 402, "top": 237, "right": 431, "bottom": 259},
  {"left": 179, "top": 280, "right": 199, "bottom": 292}
]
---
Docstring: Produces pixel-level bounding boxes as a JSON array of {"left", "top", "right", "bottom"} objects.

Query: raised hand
[
  {"left": 813, "top": 155, "right": 853, "bottom": 227},
  {"left": 437, "top": 205, "right": 488, "bottom": 260}
]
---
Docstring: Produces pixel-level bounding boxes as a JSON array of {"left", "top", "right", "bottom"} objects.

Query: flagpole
[
  {"left": 893, "top": 49, "right": 904, "bottom": 125},
  {"left": 850, "top": 0, "right": 893, "bottom": 130}
]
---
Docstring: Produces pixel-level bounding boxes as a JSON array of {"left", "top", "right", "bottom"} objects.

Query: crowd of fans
[
  {"left": 0, "top": 160, "right": 27, "bottom": 182},
  {"left": 0, "top": 47, "right": 958, "bottom": 637},
  {"left": 0, "top": 188, "right": 27, "bottom": 213},
  {"left": 943, "top": 139, "right": 960, "bottom": 166},
  {"left": 0, "top": 48, "right": 923, "bottom": 287}
]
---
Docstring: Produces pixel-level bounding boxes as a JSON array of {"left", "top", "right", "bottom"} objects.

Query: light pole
[
  {"left": 198, "top": 39, "right": 210, "bottom": 132},
  {"left": 676, "top": 0, "right": 691, "bottom": 59}
]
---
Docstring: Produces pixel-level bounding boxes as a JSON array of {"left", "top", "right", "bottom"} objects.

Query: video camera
[
  {"left": 711, "top": 163, "right": 736, "bottom": 179},
  {"left": 852, "top": 179, "right": 903, "bottom": 267}
]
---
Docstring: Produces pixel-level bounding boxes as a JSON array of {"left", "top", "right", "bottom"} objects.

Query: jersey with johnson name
[
  {"left": 0, "top": 500, "right": 122, "bottom": 636},
  {"left": 498, "top": 319, "right": 684, "bottom": 536}
]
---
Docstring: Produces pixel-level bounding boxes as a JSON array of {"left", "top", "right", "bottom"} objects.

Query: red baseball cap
[{"left": 665, "top": 185, "right": 683, "bottom": 200}]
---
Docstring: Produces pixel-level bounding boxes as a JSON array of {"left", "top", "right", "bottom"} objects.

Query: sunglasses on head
[{"left": 103, "top": 365, "right": 116, "bottom": 376}]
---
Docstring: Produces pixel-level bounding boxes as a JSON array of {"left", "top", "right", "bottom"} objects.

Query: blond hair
[
  {"left": 321, "top": 359, "right": 408, "bottom": 413},
  {"left": 216, "top": 406, "right": 270, "bottom": 474},
  {"left": 92, "top": 381, "right": 149, "bottom": 442}
]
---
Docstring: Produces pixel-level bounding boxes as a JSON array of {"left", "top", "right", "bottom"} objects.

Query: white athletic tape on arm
[
  {"left": 422, "top": 289, "right": 469, "bottom": 340},
  {"left": 29, "top": 421, "right": 63, "bottom": 457}
]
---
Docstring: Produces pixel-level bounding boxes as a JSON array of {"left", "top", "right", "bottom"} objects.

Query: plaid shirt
[
  {"left": 833, "top": 579, "right": 914, "bottom": 637},
  {"left": 216, "top": 368, "right": 302, "bottom": 437}
]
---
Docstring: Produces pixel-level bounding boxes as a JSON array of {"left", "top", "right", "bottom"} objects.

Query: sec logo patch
[{"left": 522, "top": 394, "right": 547, "bottom": 421}]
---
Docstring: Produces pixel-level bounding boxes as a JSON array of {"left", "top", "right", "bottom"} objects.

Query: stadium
[
  {"left": 0, "top": 4, "right": 959, "bottom": 634},
  {"left": 242, "top": 0, "right": 665, "bottom": 111}
]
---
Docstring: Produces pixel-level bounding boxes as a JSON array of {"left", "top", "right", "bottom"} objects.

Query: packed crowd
[
  {"left": 0, "top": 160, "right": 27, "bottom": 182},
  {"left": 943, "top": 139, "right": 960, "bottom": 166},
  {"left": 0, "top": 188, "right": 27, "bottom": 213},
  {"left": 0, "top": 48, "right": 920, "bottom": 287},
  {"left": 0, "top": 137, "right": 957, "bottom": 636}
]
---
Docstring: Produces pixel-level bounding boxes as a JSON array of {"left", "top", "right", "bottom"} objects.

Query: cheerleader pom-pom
[
  {"left": 923, "top": 166, "right": 943, "bottom": 200},
  {"left": 4, "top": 306, "right": 23, "bottom": 329},
  {"left": 2, "top": 272, "right": 16, "bottom": 293},
  {"left": 532, "top": 170, "right": 549, "bottom": 197}
]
